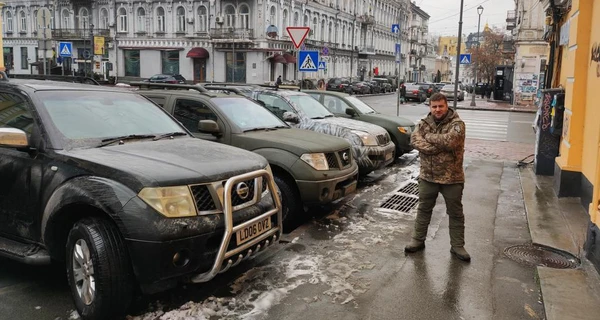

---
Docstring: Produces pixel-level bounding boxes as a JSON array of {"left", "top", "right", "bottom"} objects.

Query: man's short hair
[{"left": 430, "top": 93, "right": 448, "bottom": 104}]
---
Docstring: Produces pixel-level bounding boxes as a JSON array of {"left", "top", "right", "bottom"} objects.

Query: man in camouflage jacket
[{"left": 404, "top": 93, "right": 470, "bottom": 262}]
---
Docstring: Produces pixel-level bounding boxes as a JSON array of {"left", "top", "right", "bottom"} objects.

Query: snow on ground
[{"left": 102, "top": 156, "right": 421, "bottom": 320}]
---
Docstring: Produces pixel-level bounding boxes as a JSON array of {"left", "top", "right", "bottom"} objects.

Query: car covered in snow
[{"left": 251, "top": 89, "right": 395, "bottom": 176}]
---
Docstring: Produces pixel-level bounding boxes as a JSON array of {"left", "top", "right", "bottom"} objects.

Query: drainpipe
[
  {"left": 545, "top": 0, "right": 561, "bottom": 89},
  {"left": 112, "top": 0, "right": 119, "bottom": 83}
]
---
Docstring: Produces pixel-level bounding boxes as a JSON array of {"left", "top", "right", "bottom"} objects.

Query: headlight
[
  {"left": 398, "top": 126, "right": 412, "bottom": 134},
  {"left": 139, "top": 186, "right": 196, "bottom": 218},
  {"left": 300, "top": 153, "right": 329, "bottom": 170},
  {"left": 351, "top": 130, "right": 378, "bottom": 146}
]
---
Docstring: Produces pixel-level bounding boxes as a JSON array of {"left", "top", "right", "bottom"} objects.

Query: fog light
[
  {"left": 173, "top": 250, "right": 190, "bottom": 268},
  {"left": 321, "top": 188, "right": 329, "bottom": 198}
]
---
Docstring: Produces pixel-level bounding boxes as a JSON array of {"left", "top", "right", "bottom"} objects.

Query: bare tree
[{"left": 468, "top": 28, "right": 506, "bottom": 84}]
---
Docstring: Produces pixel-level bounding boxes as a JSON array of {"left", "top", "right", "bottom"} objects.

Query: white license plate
[
  {"left": 385, "top": 151, "right": 393, "bottom": 161},
  {"left": 236, "top": 217, "right": 271, "bottom": 245}
]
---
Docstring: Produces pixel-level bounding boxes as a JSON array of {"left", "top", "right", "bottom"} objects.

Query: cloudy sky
[{"left": 417, "top": 0, "right": 515, "bottom": 36}]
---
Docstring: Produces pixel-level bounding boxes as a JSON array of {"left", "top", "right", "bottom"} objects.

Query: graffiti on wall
[
  {"left": 515, "top": 73, "right": 539, "bottom": 106},
  {"left": 592, "top": 42, "right": 600, "bottom": 78}
]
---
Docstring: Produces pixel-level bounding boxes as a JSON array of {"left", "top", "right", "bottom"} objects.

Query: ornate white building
[{"left": 2, "top": 0, "right": 425, "bottom": 84}]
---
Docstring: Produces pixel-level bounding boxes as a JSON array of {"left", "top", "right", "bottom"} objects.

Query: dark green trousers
[{"left": 412, "top": 179, "right": 465, "bottom": 247}]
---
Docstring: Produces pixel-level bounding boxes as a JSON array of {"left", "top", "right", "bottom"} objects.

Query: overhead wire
[{"left": 428, "top": 0, "right": 494, "bottom": 24}]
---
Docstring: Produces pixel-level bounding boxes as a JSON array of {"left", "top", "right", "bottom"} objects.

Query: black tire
[
  {"left": 273, "top": 175, "right": 303, "bottom": 232},
  {"left": 66, "top": 217, "right": 134, "bottom": 320}
]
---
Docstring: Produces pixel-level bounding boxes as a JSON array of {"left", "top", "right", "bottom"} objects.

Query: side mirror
[
  {"left": 282, "top": 111, "right": 300, "bottom": 123},
  {"left": 198, "top": 120, "right": 221, "bottom": 135},
  {"left": 0, "top": 128, "right": 29, "bottom": 148},
  {"left": 345, "top": 108, "right": 357, "bottom": 117}
]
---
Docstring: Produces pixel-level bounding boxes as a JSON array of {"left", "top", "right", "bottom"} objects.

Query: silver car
[{"left": 439, "top": 84, "right": 465, "bottom": 101}]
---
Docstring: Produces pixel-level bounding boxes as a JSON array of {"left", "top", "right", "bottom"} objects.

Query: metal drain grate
[
  {"left": 380, "top": 194, "right": 419, "bottom": 212},
  {"left": 397, "top": 181, "right": 419, "bottom": 196},
  {"left": 504, "top": 244, "right": 580, "bottom": 269}
]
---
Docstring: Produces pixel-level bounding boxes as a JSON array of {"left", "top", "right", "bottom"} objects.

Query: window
[
  {"left": 100, "top": 9, "right": 109, "bottom": 29},
  {"left": 293, "top": 12, "right": 299, "bottom": 26},
  {"left": 256, "top": 94, "right": 293, "bottom": 120},
  {"left": 173, "top": 99, "right": 217, "bottom": 133},
  {"left": 161, "top": 50, "right": 180, "bottom": 75},
  {"left": 269, "top": 6, "right": 276, "bottom": 26},
  {"left": 312, "top": 18, "right": 318, "bottom": 39},
  {"left": 156, "top": 7, "right": 165, "bottom": 32},
  {"left": 225, "top": 52, "right": 245, "bottom": 83},
  {"left": 20, "top": 47, "right": 27, "bottom": 69},
  {"left": 32, "top": 10, "right": 38, "bottom": 32},
  {"left": 328, "top": 22, "right": 333, "bottom": 43},
  {"left": 124, "top": 50, "right": 140, "bottom": 77},
  {"left": 80, "top": 8, "right": 89, "bottom": 30},
  {"left": 303, "top": 14, "right": 308, "bottom": 27},
  {"left": 282, "top": 10, "right": 288, "bottom": 32},
  {"left": 176, "top": 7, "right": 186, "bottom": 32},
  {"left": 197, "top": 6, "right": 207, "bottom": 32},
  {"left": 6, "top": 11, "right": 13, "bottom": 32},
  {"left": 61, "top": 9, "right": 70, "bottom": 29},
  {"left": 137, "top": 8, "right": 146, "bottom": 32},
  {"left": 321, "top": 19, "right": 325, "bottom": 41},
  {"left": 19, "top": 11, "right": 26, "bottom": 33},
  {"left": 323, "top": 95, "right": 351, "bottom": 114},
  {"left": 118, "top": 7, "right": 127, "bottom": 32},
  {"left": 0, "top": 92, "right": 34, "bottom": 135},
  {"left": 225, "top": 5, "right": 236, "bottom": 28},
  {"left": 239, "top": 5, "right": 249, "bottom": 29}
]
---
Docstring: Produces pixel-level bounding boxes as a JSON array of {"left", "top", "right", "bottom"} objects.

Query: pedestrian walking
[
  {"left": 404, "top": 93, "right": 470, "bottom": 262},
  {"left": 400, "top": 83, "right": 407, "bottom": 104},
  {"left": 276, "top": 75, "right": 282, "bottom": 88}
]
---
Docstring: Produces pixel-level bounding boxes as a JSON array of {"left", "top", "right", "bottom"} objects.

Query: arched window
[
  {"left": 282, "top": 10, "right": 288, "bottom": 33},
  {"left": 176, "top": 7, "right": 186, "bottom": 32},
  {"left": 156, "top": 7, "right": 165, "bottom": 32},
  {"left": 19, "top": 10, "right": 26, "bottom": 32},
  {"left": 328, "top": 21, "right": 332, "bottom": 43},
  {"left": 136, "top": 7, "right": 145, "bottom": 32},
  {"left": 197, "top": 6, "right": 207, "bottom": 32},
  {"left": 312, "top": 17, "right": 318, "bottom": 39},
  {"left": 293, "top": 12, "right": 299, "bottom": 27},
  {"left": 100, "top": 8, "right": 109, "bottom": 29},
  {"left": 225, "top": 5, "right": 236, "bottom": 28},
  {"left": 118, "top": 7, "right": 127, "bottom": 32},
  {"left": 79, "top": 8, "right": 89, "bottom": 30},
  {"left": 239, "top": 5, "right": 250, "bottom": 29},
  {"left": 61, "top": 9, "right": 71, "bottom": 29},
  {"left": 269, "top": 6, "right": 276, "bottom": 26},
  {"left": 32, "top": 10, "right": 38, "bottom": 32},
  {"left": 320, "top": 19, "right": 325, "bottom": 41}
]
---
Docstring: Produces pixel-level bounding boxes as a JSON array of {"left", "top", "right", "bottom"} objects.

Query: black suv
[{"left": 0, "top": 78, "right": 282, "bottom": 319}]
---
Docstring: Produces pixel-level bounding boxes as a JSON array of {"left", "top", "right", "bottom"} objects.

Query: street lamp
[{"left": 470, "top": 5, "right": 484, "bottom": 107}]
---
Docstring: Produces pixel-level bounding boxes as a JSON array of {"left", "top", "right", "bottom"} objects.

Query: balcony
[
  {"left": 506, "top": 10, "right": 516, "bottom": 22},
  {"left": 209, "top": 28, "right": 254, "bottom": 40},
  {"left": 358, "top": 46, "right": 375, "bottom": 54},
  {"left": 357, "top": 14, "right": 375, "bottom": 25},
  {"left": 52, "top": 28, "right": 111, "bottom": 40}
]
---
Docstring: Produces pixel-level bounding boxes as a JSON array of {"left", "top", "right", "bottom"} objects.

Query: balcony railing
[
  {"left": 209, "top": 28, "right": 254, "bottom": 40},
  {"left": 357, "top": 14, "right": 375, "bottom": 25},
  {"left": 52, "top": 28, "right": 111, "bottom": 39},
  {"left": 506, "top": 10, "right": 516, "bottom": 22},
  {"left": 358, "top": 46, "right": 375, "bottom": 54}
]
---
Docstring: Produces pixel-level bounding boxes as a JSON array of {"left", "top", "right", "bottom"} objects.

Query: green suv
[
  {"left": 137, "top": 85, "right": 359, "bottom": 227},
  {"left": 305, "top": 90, "right": 415, "bottom": 157}
]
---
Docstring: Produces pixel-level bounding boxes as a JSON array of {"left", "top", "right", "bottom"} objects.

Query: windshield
[
  {"left": 38, "top": 90, "right": 185, "bottom": 146},
  {"left": 212, "top": 97, "right": 288, "bottom": 130},
  {"left": 345, "top": 96, "right": 376, "bottom": 114},
  {"left": 442, "top": 85, "right": 455, "bottom": 90},
  {"left": 288, "top": 95, "right": 333, "bottom": 119}
]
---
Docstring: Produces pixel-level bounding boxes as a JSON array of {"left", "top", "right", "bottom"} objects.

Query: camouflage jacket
[{"left": 410, "top": 109, "right": 465, "bottom": 184}]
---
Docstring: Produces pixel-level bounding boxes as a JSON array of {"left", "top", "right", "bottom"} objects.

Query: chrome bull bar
[{"left": 190, "top": 169, "right": 282, "bottom": 283}]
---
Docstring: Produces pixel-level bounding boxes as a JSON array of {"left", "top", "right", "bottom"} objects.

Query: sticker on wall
[{"left": 592, "top": 43, "right": 600, "bottom": 78}]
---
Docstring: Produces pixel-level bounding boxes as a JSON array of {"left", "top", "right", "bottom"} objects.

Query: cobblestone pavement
[{"left": 464, "top": 138, "right": 535, "bottom": 162}]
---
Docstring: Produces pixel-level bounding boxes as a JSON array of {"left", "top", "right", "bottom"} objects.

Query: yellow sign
[{"left": 94, "top": 36, "right": 105, "bottom": 55}]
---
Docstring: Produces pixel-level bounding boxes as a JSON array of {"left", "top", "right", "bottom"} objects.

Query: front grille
[
  {"left": 338, "top": 148, "right": 352, "bottom": 167},
  {"left": 224, "top": 179, "right": 256, "bottom": 207},
  {"left": 325, "top": 153, "right": 339, "bottom": 169},
  {"left": 376, "top": 133, "right": 390, "bottom": 145},
  {"left": 190, "top": 185, "right": 217, "bottom": 211}
]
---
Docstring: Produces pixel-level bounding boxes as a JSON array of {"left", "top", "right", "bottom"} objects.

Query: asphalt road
[{"left": 359, "top": 94, "right": 537, "bottom": 144}]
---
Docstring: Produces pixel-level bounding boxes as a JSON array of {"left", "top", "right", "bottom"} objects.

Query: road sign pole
[
  {"left": 396, "top": 19, "right": 401, "bottom": 117},
  {"left": 453, "top": 0, "right": 465, "bottom": 109},
  {"left": 42, "top": 14, "right": 47, "bottom": 75}
]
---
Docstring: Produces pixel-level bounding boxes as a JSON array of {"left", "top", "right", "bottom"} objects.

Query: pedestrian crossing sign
[
  {"left": 459, "top": 53, "right": 472, "bottom": 64},
  {"left": 319, "top": 61, "right": 326, "bottom": 70},
  {"left": 298, "top": 50, "right": 319, "bottom": 72},
  {"left": 59, "top": 42, "right": 73, "bottom": 57}
]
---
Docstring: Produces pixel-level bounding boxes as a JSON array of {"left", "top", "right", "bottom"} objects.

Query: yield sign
[{"left": 286, "top": 27, "right": 311, "bottom": 48}]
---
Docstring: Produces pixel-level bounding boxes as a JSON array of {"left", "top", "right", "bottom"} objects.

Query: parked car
[
  {"left": 348, "top": 81, "right": 371, "bottom": 95},
  {"left": 137, "top": 84, "right": 359, "bottom": 228},
  {"left": 200, "top": 83, "right": 256, "bottom": 97},
  {"left": 373, "top": 78, "right": 393, "bottom": 92},
  {"left": 439, "top": 84, "right": 466, "bottom": 101},
  {"left": 305, "top": 90, "right": 415, "bottom": 159},
  {"left": 145, "top": 74, "right": 187, "bottom": 84},
  {"left": 404, "top": 83, "right": 428, "bottom": 102},
  {"left": 326, "top": 78, "right": 352, "bottom": 92},
  {"left": 251, "top": 89, "right": 395, "bottom": 176},
  {"left": 367, "top": 80, "right": 383, "bottom": 93},
  {"left": 415, "top": 82, "right": 437, "bottom": 97},
  {"left": 0, "top": 79, "right": 282, "bottom": 319}
]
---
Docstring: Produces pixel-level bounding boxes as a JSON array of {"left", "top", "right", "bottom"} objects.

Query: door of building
[{"left": 193, "top": 59, "right": 207, "bottom": 83}]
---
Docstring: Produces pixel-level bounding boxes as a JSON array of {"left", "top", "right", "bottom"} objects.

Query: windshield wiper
[
  {"left": 244, "top": 127, "right": 273, "bottom": 132},
  {"left": 272, "top": 125, "right": 290, "bottom": 129},
  {"left": 152, "top": 131, "right": 188, "bottom": 141},
  {"left": 97, "top": 134, "right": 156, "bottom": 147}
]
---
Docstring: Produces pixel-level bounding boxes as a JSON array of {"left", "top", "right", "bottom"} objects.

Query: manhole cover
[
  {"left": 397, "top": 181, "right": 419, "bottom": 196},
  {"left": 380, "top": 194, "right": 419, "bottom": 212},
  {"left": 504, "top": 244, "right": 580, "bottom": 269}
]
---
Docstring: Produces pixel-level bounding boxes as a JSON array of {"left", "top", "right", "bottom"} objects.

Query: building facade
[
  {"left": 1, "top": 0, "right": 422, "bottom": 84},
  {"left": 437, "top": 36, "right": 465, "bottom": 57},
  {"left": 506, "top": 0, "right": 549, "bottom": 106},
  {"left": 406, "top": 1, "right": 429, "bottom": 83}
]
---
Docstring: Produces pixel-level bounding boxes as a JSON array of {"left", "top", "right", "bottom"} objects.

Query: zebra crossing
[{"left": 457, "top": 110, "right": 510, "bottom": 141}]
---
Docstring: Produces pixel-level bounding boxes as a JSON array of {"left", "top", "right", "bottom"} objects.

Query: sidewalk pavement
[
  {"left": 454, "top": 95, "right": 537, "bottom": 113},
  {"left": 520, "top": 168, "right": 600, "bottom": 320}
]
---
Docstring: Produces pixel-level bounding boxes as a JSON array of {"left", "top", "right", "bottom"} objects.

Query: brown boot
[
  {"left": 450, "top": 246, "right": 471, "bottom": 262},
  {"left": 404, "top": 239, "right": 425, "bottom": 253}
]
